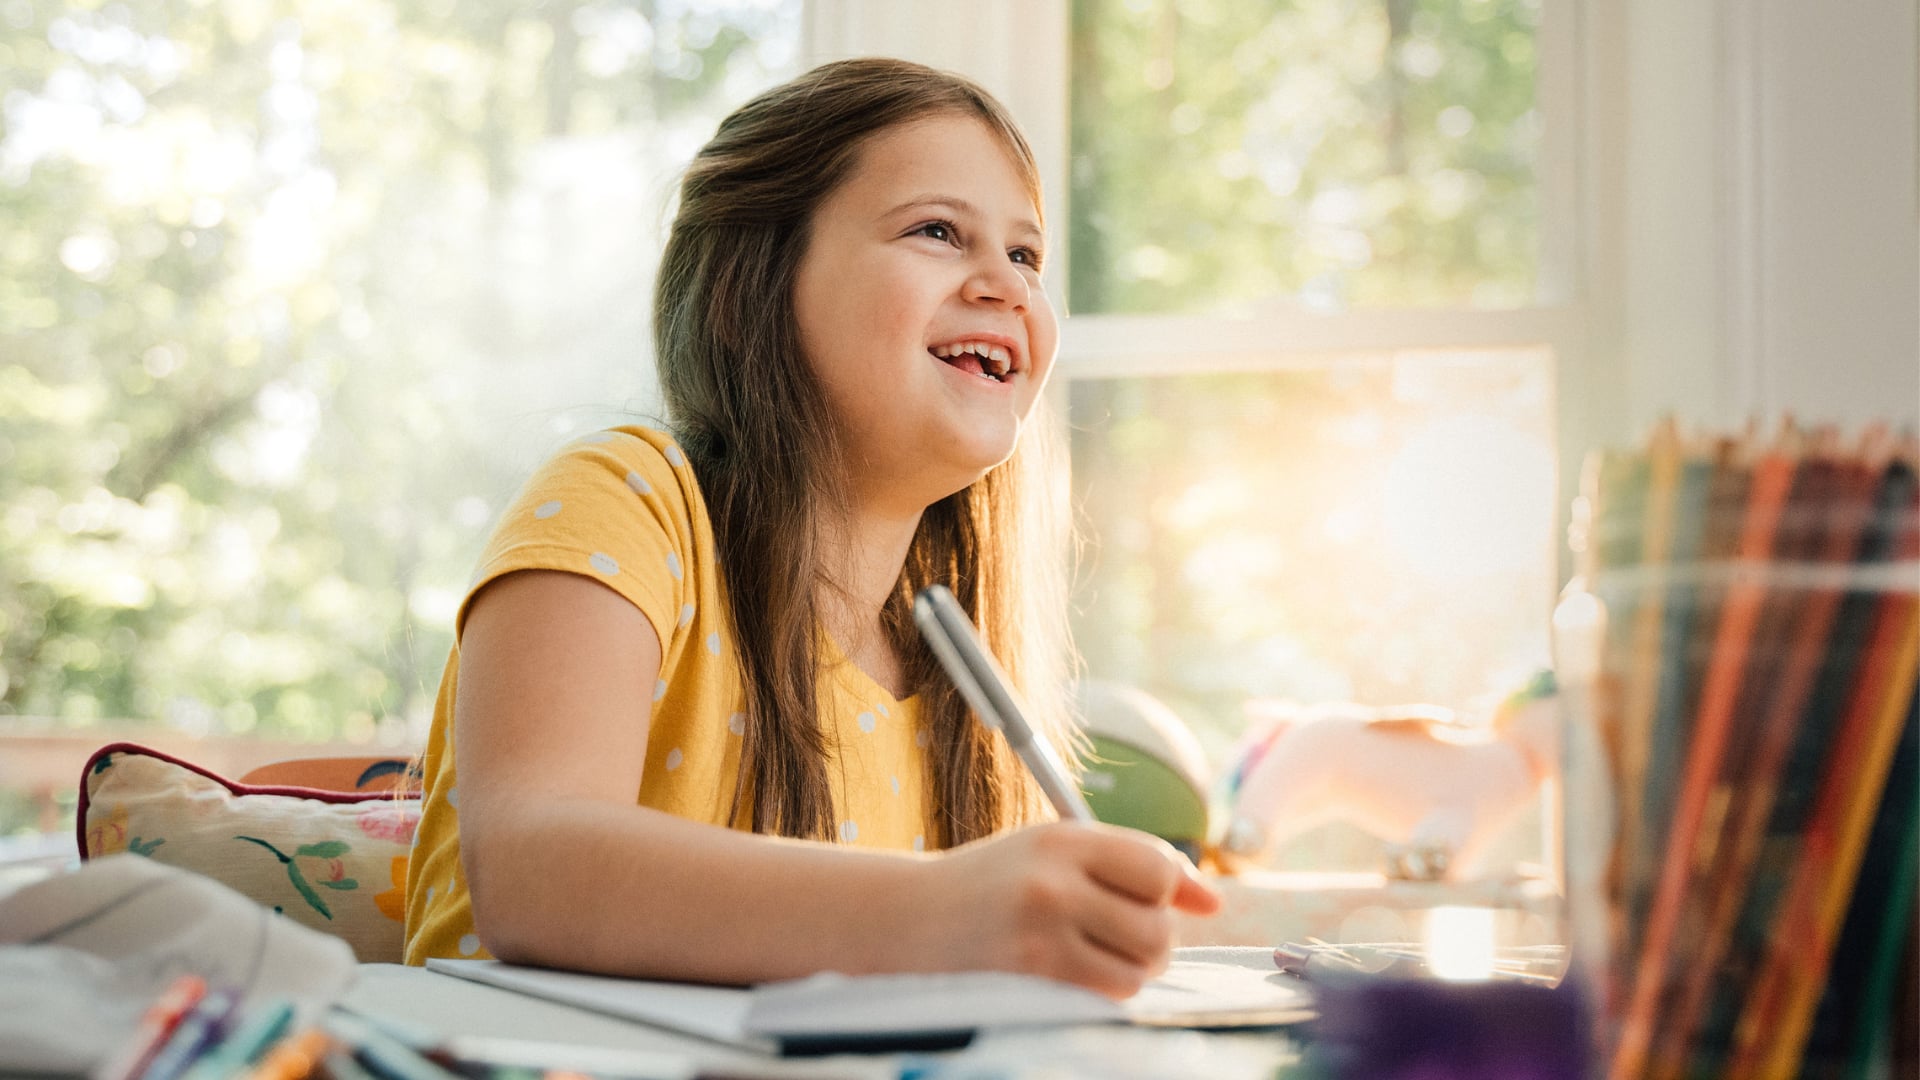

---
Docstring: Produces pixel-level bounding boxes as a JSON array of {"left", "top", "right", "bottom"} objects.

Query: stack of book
[{"left": 1576, "top": 420, "right": 1918, "bottom": 1079}]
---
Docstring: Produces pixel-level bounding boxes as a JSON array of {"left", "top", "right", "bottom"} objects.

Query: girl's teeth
[
  {"left": 932, "top": 342, "right": 1014, "bottom": 380},
  {"left": 934, "top": 343, "right": 1013, "bottom": 365}
]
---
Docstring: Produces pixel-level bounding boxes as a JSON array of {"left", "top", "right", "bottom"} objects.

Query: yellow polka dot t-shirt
[{"left": 403, "top": 426, "right": 931, "bottom": 964}]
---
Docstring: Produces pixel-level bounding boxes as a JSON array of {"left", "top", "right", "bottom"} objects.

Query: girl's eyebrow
[{"left": 887, "top": 194, "right": 1044, "bottom": 245}]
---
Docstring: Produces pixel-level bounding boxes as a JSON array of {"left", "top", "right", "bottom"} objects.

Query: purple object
[{"left": 1307, "top": 973, "right": 1596, "bottom": 1079}]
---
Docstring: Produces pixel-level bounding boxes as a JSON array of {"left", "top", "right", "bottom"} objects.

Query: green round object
[{"left": 1079, "top": 733, "right": 1210, "bottom": 845}]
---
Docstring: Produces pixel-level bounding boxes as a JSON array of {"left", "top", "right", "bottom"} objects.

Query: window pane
[
  {"left": 1068, "top": 348, "right": 1557, "bottom": 767},
  {"left": 0, "top": 1, "right": 800, "bottom": 836},
  {"left": 1068, "top": 0, "right": 1542, "bottom": 315}
]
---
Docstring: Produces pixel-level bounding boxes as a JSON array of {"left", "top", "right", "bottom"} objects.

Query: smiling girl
[{"left": 401, "top": 58, "right": 1218, "bottom": 999}]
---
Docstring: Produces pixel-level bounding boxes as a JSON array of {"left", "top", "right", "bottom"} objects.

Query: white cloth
[{"left": 0, "top": 854, "right": 357, "bottom": 1074}]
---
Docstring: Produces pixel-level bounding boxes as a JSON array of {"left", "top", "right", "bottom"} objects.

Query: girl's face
[{"left": 793, "top": 114, "right": 1057, "bottom": 513}]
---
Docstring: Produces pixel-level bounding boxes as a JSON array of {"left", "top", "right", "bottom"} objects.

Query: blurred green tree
[
  {"left": 1068, "top": 0, "right": 1539, "bottom": 316},
  {"left": 0, "top": 0, "right": 796, "bottom": 816}
]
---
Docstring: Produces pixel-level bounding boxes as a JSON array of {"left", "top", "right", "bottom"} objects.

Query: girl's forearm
[{"left": 461, "top": 797, "right": 938, "bottom": 984}]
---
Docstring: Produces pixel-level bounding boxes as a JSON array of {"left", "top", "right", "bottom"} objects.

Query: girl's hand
[{"left": 917, "top": 822, "right": 1223, "bottom": 1000}]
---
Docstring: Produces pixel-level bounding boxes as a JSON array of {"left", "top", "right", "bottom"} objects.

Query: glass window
[
  {"left": 1068, "top": 0, "right": 1542, "bottom": 315},
  {"left": 1068, "top": 349, "right": 1557, "bottom": 761},
  {"left": 0, "top": 0, "right": 801, "bottom": 838},
  {"left": 1064, "top": 0, "right": 1560, "bottom": 774}
]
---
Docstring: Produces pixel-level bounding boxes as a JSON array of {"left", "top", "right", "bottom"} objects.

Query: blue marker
[
  {"left": 178, "top": 997, "right": 296, "bottom": 1080},
  {"left": 134, "top": 986, "right": 239, "bottom": 1080}
]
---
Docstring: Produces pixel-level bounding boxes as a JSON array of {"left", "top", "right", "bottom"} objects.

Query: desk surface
[{"left": 342, "top": 964, "right": 1301, "bottom": 1079}]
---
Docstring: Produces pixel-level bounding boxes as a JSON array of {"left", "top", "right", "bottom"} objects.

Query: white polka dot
[
  {"left": 890, "top": 775, "right": 900, "bottom": 796},
  {"left": 581, "top": 432, "right": 615, "bottom": 444},
  {"left": 590, "top": 552, "right": 619, "bottom": 575},
  {"left": 626, "top": 470, "right": 651, "bottom": 495},
  {"left": 912, "top": 836, "right": 925, "bottom": 852},
  {"left": 653, "top": 679, "right": 668, "bottom": 701},
  {"left": 459, "top": 933, "right": 481, "bottom": 956},
  {"left": 706, "top": 631, "right": 721, "bottom": 655},
  {"left": 915, "top": 729, "right": 929, "bottom": 749},
  {"left": 425, "top": 885, "right": 436, "bottom": 904},
  {"left": 728, "top": 712, "right": 746, "bottom": 736},
  {"left": 679, "top": 603, "right": 695, "bottom": 627},
  {"left": 446, "top": 786, "right": 459, "bottom": 808},
  {"left": 666, "top": 552, "right": 683, "bottom": 580},
  {"left": 666, "top": 748, "right": 684, "bottom": 771},
  {"left": 840, "top": 820, "right": 858, "bottom": 843},
  {"left": 857, "top": 711, "right": 877, "bottom": 734},
  {"left": 665, "top": 445, "right": 686, "bottom": 467},
  {"left": 878, "top": 702, "right": 890, "bottom": 718},
  {"left": 534, "top": 500, "right": 562, "bottom": 519}
]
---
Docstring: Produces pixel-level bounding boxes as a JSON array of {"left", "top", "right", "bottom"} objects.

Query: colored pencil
[
  {"left": 92, "top": 974, "right": 209, "bottom": 1080},
  {"left": 134, "top": 986, "right": 240, "bottom": 1080},
  {"left": 241, "top": 1029, "right": 332, "bottom": 1080}
]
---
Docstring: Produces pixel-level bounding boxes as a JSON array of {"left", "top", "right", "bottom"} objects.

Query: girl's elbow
[
  {"left": 461, "top": 827, "right": 551, "bottom": 963},
  {"left": 467, "top": 875, "right": 559, "bottom": 966},
  {"left": 473, "top": 917, "right": 542, "bottom": 966}
]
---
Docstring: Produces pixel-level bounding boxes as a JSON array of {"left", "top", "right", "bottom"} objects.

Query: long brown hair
[{"left": 653, "top": 58, "right": 1074, "bottom": 847}]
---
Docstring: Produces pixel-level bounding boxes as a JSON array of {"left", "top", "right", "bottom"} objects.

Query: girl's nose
[{"left": 963, "top": 255, "right": 1031, "bottom": 312}]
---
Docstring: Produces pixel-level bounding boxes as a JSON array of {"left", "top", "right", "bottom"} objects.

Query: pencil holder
[
  {"left": 1548, "top": 575, "right": 1614, "bottom": 1072},
  {"left": 1573, "top": 422, "right": 1918, "bottom": 1079}
]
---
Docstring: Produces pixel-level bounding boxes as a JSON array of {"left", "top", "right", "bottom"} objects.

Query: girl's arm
[{"left": 454, "top": 570, "right": 1218, "bottom": 999}]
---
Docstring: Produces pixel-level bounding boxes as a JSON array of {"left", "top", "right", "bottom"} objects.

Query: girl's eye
[
  {"left": 1011, "top": 247, "right": 1043, "bottom": 270},
  {"left": 914, "top": 220, "right": 958, "bottom": 244}
]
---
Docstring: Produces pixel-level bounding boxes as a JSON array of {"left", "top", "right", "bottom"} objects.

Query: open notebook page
[{"left": 427, "top": 946, "right": 1310, "bottom": 1053}]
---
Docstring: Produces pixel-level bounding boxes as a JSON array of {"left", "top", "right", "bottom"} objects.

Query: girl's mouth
[{"left": 930, "top": 341, "right": 1013, "bottom": 383}]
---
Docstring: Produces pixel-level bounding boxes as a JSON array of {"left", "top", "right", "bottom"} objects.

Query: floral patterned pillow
[{"left": 78, "top": 742, "right": 420, "bottom": 964}]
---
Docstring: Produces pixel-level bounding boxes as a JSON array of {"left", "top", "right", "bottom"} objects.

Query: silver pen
[{"left": 912, "top": 584, "right": 1095, "bottom": 822}]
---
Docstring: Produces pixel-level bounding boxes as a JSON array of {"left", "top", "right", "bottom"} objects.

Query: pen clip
[{"left": 912, "top": 586, "right": 1025, "bottom": 744}]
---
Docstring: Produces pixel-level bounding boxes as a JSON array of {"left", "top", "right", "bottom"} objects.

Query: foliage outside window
[
  {"left": 1068, "top": 0, "right": 1541, "bottom": 316},
  {"left": 0, "top": 0, "right": 800, "bottom": 835},
  {"left": 1065, "top": 0, "right": 1555, "bottom": 765}
]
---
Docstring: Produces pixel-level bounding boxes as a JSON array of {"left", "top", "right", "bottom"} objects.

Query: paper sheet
[{"left": 427, "top": 946, "right": 1312, "bottom": 1052}]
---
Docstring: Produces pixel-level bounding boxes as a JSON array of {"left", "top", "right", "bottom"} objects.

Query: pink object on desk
[{"left": 1221, "top": 685, "right": 1559, "bottom": 879}]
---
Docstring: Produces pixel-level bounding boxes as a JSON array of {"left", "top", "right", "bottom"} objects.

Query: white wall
[
  {"left": 1609, "top": 0, "right": 1919, "bottom": 436},
  {"left": 802, "top": 0, "right": 1070, "bottom": 261}
]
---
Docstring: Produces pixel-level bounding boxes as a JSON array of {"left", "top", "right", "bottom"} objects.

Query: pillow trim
[{"left": 77, "top": 741, "right": 412, "bottom": 861}]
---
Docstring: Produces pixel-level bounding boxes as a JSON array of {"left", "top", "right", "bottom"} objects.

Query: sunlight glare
[
  {"left": 1425, "top": 905, "right": 1498, "bottom": 981},
  {"left": 1382, "top": 415, "right": 1552, "bottom": 581}
]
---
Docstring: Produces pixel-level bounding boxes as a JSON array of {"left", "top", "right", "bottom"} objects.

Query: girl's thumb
[{"left": 1171, "top": 863, "right": 1223, "bottom": 915}]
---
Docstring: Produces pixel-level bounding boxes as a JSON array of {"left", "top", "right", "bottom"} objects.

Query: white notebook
[{"left": 427, "top": 946, "right": 1311, "bottom": 1053}]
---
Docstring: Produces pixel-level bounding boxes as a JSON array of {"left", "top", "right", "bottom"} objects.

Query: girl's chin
[
  {"left": 917, "top": 436, "right": 1019, "bottom": 497},
  {"left": 947, "top": 421, "right": 1023, "bottom": 470}
]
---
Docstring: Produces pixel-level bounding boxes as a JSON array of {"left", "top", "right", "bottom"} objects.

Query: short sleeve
[{"left": 456, "top": 428, "right": 701, "bottom": 657}]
